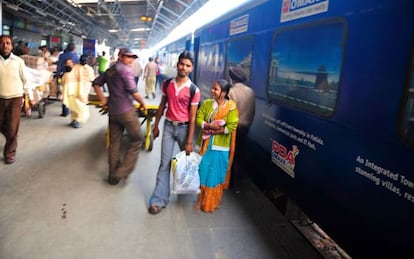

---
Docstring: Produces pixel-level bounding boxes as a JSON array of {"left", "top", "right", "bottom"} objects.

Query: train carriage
[{"left": 158, "top": 0, "right": 414, "bottom": 257}]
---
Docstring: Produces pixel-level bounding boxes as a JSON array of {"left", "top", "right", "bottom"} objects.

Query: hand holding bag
[{"left": 171, "top": 151, "right": 201, "bottom": 194}]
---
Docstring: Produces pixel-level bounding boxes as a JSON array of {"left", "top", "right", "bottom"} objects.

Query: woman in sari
[
  {"left": 62, "top": 54, "right": 95, "bottom": 128},
  {"left": 195, "top": 79, "right": 239, "bottom": 212}
]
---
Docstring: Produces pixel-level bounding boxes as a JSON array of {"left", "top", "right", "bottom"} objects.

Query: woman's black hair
[
  {"left": 216, "top": 79, "right": 231, "bottom": 100},
  {"left": 80, "top": 54, "right": 88, "bottom": 65}
]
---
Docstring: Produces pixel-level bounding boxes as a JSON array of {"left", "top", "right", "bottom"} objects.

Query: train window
[
  {"left": 225, "top": 37, "right": 254, "bottom": 86},
  {"left": 401, "top": 45, "right": 414, "bottom": 146},
  {"left": 197, "top": 42, "right": 225, "bottom": 99},
  {"left": 165, "top": 51, "right": 180, "bottom": 68},
  {"left": 2, "top": 25, "right": 11, "bottom": 36},
  {"left": 267, "top": 21, "right": 346, "bottom": 116}
]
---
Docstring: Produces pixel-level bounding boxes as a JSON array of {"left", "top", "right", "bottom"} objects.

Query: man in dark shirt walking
[{"left": 92, "top": 48, "right": 147, "bottom": 185}]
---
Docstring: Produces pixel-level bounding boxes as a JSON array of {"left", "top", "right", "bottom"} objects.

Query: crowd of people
[{"left": 1, "top": 35, "right": 256, "bottom": 215}]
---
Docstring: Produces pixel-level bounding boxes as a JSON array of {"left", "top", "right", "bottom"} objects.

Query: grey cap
[{"left": 229, "top": 65, "right": 247, "bottom": 82}]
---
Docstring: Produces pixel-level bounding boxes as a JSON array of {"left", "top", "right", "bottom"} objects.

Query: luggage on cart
[
  {"left": 23, "top": 84, "right": 49, "bottom": 118},
  {"left": 23, "top": 67, "right": 52, "bottom": 118}
]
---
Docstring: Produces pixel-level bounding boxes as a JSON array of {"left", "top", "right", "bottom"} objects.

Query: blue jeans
[
  {"left": 156, "top": 74, "right": 164, "bottom": 90},
  {"left": 150, "top": 120, "right": 188, "bottom": 207},
  {"left": 99, "top": 71, "right": 108, "bottom": 92}
]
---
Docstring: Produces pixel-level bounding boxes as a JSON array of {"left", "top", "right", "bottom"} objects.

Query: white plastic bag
[{"left": 171, "top": 151, "right": 202, "bottom": 194}]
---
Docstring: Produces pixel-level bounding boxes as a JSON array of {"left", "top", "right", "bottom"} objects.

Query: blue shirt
[
  {"left": 56, "top": 51, "right": 79, "bottom": 75},
  {"left": 92, "top": 61, "right": 138, "bottom": 115}
]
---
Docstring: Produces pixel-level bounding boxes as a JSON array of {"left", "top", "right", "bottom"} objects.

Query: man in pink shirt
[{"left": 148, "top": 51, "right": 200, "bottom": 215}]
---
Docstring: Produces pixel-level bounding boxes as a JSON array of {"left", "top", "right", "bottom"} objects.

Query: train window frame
[
  {"left": 399, "top": 41, "right": 414, "bottom": 147},
  {"left": 2, "top": 25, "right": 11, "bottom": 36},
  {"left": 196, "top": 41, "right": 226, "bottom": 100},
  {"left": 224, "top": 36, "right": 254, "bottom": 87},
  {"left": 266, "top": 18, "right": 348, "bottom": 117}
]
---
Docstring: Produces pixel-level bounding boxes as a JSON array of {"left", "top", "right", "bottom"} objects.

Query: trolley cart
[
  {"left": 23, "top": 66, "right": 52, "bottom": 118},
  {"left": 23, "top": 84, "right": 49, "bottom": 118},
  {"left": 89, "top": 99, "right": 158, "bottom": 151},
  {"left": 136, "top": 104, "right": 158, "bottom": 151}
]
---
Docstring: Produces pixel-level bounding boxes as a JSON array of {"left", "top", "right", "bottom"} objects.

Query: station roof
[{"left": 2, "top": 0, "right": 208, "bottom": 49}]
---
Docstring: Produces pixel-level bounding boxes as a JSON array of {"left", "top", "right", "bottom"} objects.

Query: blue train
[{"left": 158, "top": 0, "right": 414, "bottom": 258}]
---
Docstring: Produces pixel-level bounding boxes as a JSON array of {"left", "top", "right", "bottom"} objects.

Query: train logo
[
  {"left": 280, "top": 0, "right": 329, "bottom": 23},
  {"left": 271, "top": 140, "right": 300, "bottom": 178},
  {"left": 282, "top": 0, "right": 290, "bottom": 13}
]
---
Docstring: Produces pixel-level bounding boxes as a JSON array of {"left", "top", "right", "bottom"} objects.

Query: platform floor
[{"left": 0, "top": 88, "right": 322, "bottom": 259}]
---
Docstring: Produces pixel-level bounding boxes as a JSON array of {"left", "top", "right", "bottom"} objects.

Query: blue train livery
[{"left": 157, "top": 0, "right": 414, "bottom": 258}]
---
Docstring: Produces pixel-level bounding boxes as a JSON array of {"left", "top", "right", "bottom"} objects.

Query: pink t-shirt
[{"left": 163, "top": 79, "right": 200, "bottom": 122}]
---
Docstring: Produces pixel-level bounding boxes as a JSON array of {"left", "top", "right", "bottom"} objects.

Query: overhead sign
[{"left": 230, "top": 14, "right": 249, "bottom": 36}]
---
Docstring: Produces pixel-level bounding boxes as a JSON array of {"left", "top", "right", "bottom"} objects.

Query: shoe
[
  {"left": 61, "top": 106, "right": 70, "bottom": 116},
  {"left": 5, "top": 157, "right": 16, "bottom": 164},
  {"left": 148, "top": 205, "right": 162, "bottom": 215},
  {"left": 107, "top": 176, "right": 121, "bottom": 185},
  {"left": 72, "top": 121, "right": 82, "bottom": 128},
  {"left": 152, "top": 93, "right": 156, "bottom": 99},
  {"left": 144, "top": 96, "right": 149, "bottom": 99}
]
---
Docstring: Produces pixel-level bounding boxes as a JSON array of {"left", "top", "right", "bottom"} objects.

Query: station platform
[{"left": 0, "top": 91, "right": 323, "bottom": 259}]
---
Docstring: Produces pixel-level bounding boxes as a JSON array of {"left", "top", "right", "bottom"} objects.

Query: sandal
[{"left": 148, "top": 205, "right": 162, "bottom": 215}]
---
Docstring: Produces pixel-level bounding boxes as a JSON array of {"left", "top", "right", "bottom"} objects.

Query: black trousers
[{"left": 230, "top": 126, "right": 250, "bottom": 189}]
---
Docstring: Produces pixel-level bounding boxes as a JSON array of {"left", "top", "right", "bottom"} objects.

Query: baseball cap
[{"left": 118, "top": 48, "right": 138, "bottom": 58}]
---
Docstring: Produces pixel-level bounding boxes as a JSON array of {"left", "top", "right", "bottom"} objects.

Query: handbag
[{"left": 171, "top": 151, "right": 201, "bottom": 194}]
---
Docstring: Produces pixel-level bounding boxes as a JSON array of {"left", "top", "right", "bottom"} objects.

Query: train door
[
  {"left": 185, "top": 37, "right": 200, "bottom": 83},
  {"left": 192, "top": 36, "right": 200, "bottom": 84}
]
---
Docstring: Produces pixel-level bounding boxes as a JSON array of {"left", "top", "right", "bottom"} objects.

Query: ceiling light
[
  {"left": 140, "top": 15, "right": 152, "bottom": 22},
  {"left": 108, "top": 29, "right": 118, "bottom": 33},
  {"left": 130, "top": 28, "right": 151, "bottom": 32}
]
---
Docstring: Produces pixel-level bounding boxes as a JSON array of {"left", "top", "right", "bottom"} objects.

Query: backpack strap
[
  {"left": 163, "top": 77, "right": 173, "bottom": 102},
  {"left": 189, "top": 83, "right": 198, "bottom": 109},
  {"left": 163, "top": 77, "right": 173, "bottom": 92},
  {"left": 190, "top": 83, "right": 196, "bottom": 100}
]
